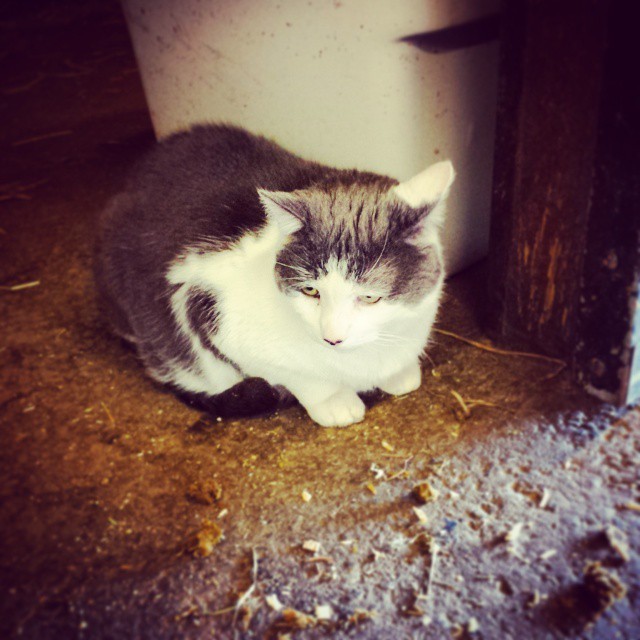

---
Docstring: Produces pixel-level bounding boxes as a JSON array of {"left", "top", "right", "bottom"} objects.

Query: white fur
[{"left": 165, "top": 221, "right": 444, "bottom": 427}]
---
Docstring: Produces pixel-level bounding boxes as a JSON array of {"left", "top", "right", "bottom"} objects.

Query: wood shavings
[
  {"left": 314, "top": 604, "right": 333, "bottom": 620},
  {"left": 504, "top": 522, "right": 525, "bottom": 543},
  {"left": 278, "top": 608, "right": 317, "bottom": 630},
  {"left": 412, "top": 481, "right": 439, "bottom": 504},
  {"left": 193, "top": 520, "right": 223, "bottom": 557},
  {"left": 539, "top": 488, "right": 552, "bottom": 509},
  {"left": 369, "top": 463, "right": 386, "bottom": 480},
  {"left": 526, "top": 589, "right": 542, "bottom": 608},
  {"left": 265, "top": 594, "right": 284, "bottom": 612},
  {"left": 604, "top": 525, "right": 630, "bottom": 562},
  {"left": 304, "top": 555, "right": 334, "bottom": 565},
  {"left": 301, "top": 489, "right": 312, "bottom": 502},
  {"left": 618, "top": 500, "right": 640, "bottom": 512},
  {"left": 412, "top": 507, "right": 428, "bottom": 524},
  {"left": 302, "top": 539, "right": 321, "bottom": 554},
  {"left": 187, "top": 479, "right": 223, "bottom": 505},
  {"left": 467, "top": 617, "right": 480, "bottom": 633}
]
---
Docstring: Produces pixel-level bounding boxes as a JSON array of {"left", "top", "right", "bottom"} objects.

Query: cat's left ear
[
  {"left": 258, "top": 189, "right": 305, "bottom": 236},
  {"left": 392, "top": 160, "right": 455, "bottom": 231}
]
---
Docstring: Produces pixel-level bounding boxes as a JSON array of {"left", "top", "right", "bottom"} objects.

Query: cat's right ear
[{"left": 258, "top": 189, "right": 305, "bottom": 236}]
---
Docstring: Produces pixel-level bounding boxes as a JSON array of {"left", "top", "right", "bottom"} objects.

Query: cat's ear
[
  {"left": 392, "top": 160, "right": 455, "bottom": 229},
  {"left": 258, "top": 189, "right": 305, "bottom": 235}
]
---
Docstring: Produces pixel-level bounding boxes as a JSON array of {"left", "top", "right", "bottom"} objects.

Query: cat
[{"left": 95, "top": 124, "right": 454, "bottom": 427}]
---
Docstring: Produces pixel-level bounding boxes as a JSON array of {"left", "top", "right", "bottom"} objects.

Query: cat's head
[{"left": 259, "top": 161, "right": 454, "bottom": 349}]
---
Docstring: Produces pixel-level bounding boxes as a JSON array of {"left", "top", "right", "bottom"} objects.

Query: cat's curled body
[{"left": 95, "top": 125, "right": 455, "bottom": 427}]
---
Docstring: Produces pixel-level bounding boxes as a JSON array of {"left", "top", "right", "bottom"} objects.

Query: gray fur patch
[
  {"left": 274, "top": 179, "right": 442, "bottom": 303},
  {"left": 185, "top": 288, "right": 241, "bottom": 370}
]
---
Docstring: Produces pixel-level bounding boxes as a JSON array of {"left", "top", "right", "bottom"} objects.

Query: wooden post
[{"left": 488, "top": 0, "right": 640, "bottom": 405}]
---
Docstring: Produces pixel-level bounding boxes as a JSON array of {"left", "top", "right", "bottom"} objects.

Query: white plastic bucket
[{"left": 122, "top": 0, "right": 499, "bottom": 274}]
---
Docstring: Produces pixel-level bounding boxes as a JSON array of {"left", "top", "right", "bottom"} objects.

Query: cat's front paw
[
  {"left": 305, "top": 389, "right": 365, "bottom": 428},
  {"left": 379, "top": 362, "right": 422, "bottom": 396}
]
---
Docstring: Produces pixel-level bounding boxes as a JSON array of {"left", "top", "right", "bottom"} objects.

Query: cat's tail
[{"left": 172, "top": 378, "right": 296, "bottom": 421}]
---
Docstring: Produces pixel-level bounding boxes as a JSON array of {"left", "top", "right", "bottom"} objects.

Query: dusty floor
[{"left": 1, "top": 2, "right": 639, "bottom": 639}]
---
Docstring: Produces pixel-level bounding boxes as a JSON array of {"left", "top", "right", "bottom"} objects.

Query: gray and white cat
[{"left": 95, "top": 125, "right": 454, "bottom": 427}]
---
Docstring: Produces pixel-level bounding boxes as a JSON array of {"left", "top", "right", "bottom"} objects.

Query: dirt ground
[{"left": 1, "top": 2, "right": 639, "bottom": 639}]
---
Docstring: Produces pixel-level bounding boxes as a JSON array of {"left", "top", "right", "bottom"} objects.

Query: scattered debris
[
  {"left": 442, "top": 519, "right": 458, "bottom": 535},
  {"left": 412, "top": 532, "right": 435, "bottom": 554},
  {"left": 504, "top": 522, "right": 525, "bottom": 543},
  {"left": 193, "top": 520, "right": 223, "bottom": 557},
  {"left": 603, "top": 525, "right": 630, "bottom": 562},
  {"left": 450, "top": 389, "right": 471, "bottom": 419},
  {"left": 434, "top": 327, "right": 566, "bottom": 374},
  {"left": 301, "top": 489, "right": 312, "bottom": 502},
  {"left": 187, "top": 479, "right": 223, "bottom": 505},
  {"left": 381, "top": 440, "right": 394, "bottom": 452},
  {"left": 370, "top": 463, "right": 386, "bottom": 480},
  {"left": 365, "top": 482, "right": 377, "bottom": 495},
  {"left": 218, "top": 508, "right": 229, "bottom": 519},
  {"left": 618, "top": 500, "right": 640, "bottom": 513},
  {"left": 277, "top": 608, "right": 317, "bottom": 630},
  {"left": 304, "top": 556, "right": 334, "bottom": 565},
  {"left": 412, "top": 480, "right": 439, "bottom": 504},
  {"left": 539, "top": 488, "right": 552, "bottom": 509},
  {"left": 347, "top": 609, "right": 376, "bottom": 626},
  {"left": 314, "top": 604, "right": 333, "bottom": 620},
  {"left": 581, "top": 561, "right": 627, "bottom": 623},
  {"left": 232, "top": 549, "right": 260, "bottom": 629},
  {"left": 265, "top": 594, "right": 284, "bottom": 612},
  {"left": 540, "top": 549, "right": 557, "bottom": 561},
  {"left": 302, "top": 539, "right": 321, "bottom": 554},
  {"left": 413, "top": 507, "right": 428, "bottom": 524},
  {"left": 467, "top": 617, "right": 480, "bottom": 633},
  {"left": 526, "top": 590, "right": 542, "bottom": 609}
]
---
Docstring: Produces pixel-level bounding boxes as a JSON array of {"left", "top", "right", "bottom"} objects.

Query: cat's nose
[{"left": 324, "top": 338, "right": 343, "bottom": 346}]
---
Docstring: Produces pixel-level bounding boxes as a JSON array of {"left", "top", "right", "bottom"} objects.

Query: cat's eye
[
  {"left": 301, "top": 286, "right": 320, "bottom": 298},
  {"left": 360, "top": 295, "right": 382, "bottom": 304}
]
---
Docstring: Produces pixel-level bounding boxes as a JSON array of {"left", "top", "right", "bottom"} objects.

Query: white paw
[
  {"left": 305, "top": 389, "right": 366, "bottom": 428},
  {"left": 379, "top": 362, "right": 422, "bottom": 396}
]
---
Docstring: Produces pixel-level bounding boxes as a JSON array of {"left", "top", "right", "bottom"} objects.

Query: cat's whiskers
[
  {"left": 275, "top": 261, "right": 307, "bottom": 274},
  {"left": 376, "top": 332, "right": 413, "bottom": 346}
]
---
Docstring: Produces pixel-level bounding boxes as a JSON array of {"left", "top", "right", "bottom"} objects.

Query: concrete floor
[{"left": 1, "top": 2, "right": 639, "bottom": 639}]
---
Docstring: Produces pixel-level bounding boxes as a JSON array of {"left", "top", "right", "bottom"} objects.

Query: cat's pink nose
[{"left": 324, "top": 338, "right": 343, "bottom": 346}]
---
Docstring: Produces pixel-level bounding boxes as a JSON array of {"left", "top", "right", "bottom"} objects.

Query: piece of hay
[{"left": 604, "top": 525, "right": 630, "bottom": 562}]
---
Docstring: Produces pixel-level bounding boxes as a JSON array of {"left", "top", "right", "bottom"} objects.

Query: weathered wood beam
[{"left": 488, "top": 0, "right": 639, "bottom": 404}]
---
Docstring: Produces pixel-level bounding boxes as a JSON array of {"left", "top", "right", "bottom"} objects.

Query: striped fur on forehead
[{"left": 273, "top": 181, "right": 442, "bottom": 302}]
